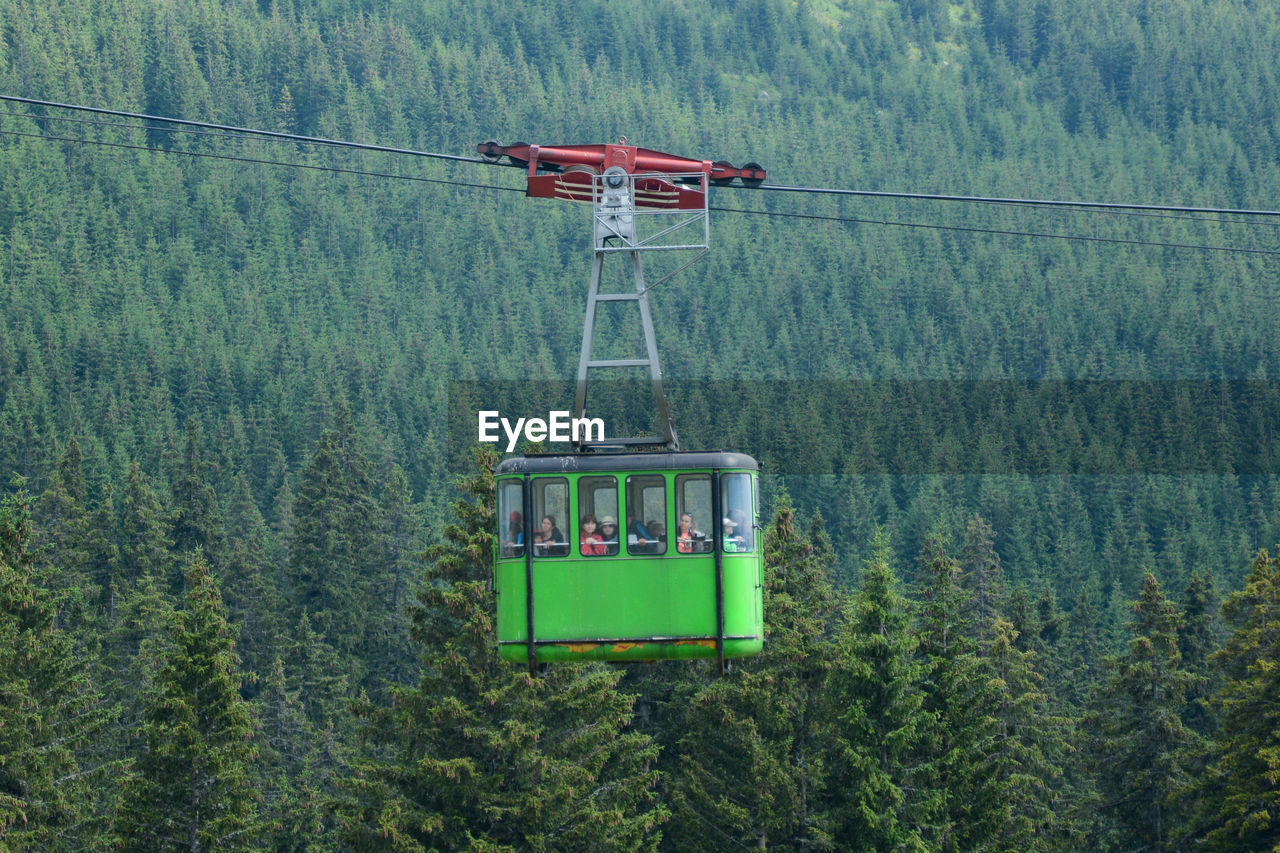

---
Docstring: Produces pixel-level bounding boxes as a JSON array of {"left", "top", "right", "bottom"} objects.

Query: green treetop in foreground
[
  {"left": 1181, "top": 548, "right": 1280, "bottom": 850},
  {"left": 0, "top": 480, "right": 113, "bottom": 850},
  {"left": 1086, "top": 572, "right": 1199, "bottom": 851},
  {"left": 825, "top": 532, "right": 933, "bottom": 851},
  {"left": 114, "top": 551, "right": 262, "bottom": 851}
]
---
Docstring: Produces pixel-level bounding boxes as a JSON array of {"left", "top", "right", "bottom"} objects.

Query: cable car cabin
[{"left": 494, "top": 451, "right": 764, "bottom": 667}]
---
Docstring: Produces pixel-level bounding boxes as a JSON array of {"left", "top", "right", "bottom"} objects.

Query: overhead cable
[
  {"left": 755, "top": 183, "right": 1280, "bottom": 219},
  {"left": 0, "top": 128, "right": 523, "bottom": 193},
  {"left": 0, "top": 94, "right": 488, "bottom": 164},
  {"left": 711, "top": 205, "right": 1280, "bottom": 258}
]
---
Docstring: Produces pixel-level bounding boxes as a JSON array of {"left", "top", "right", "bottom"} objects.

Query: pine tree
[
  {"left": 372, "top": 462, "right": 420, "bottom": 686},
  {"left": 254, "top": 656, "right": 339, "bottom": 851},
  {"left": 245, "top": 614, "right": 352, "bottom": 851},
  {"left": 666, "top": 496, "right": 839, "bottom": 851},
  {"left": 342, "top": 448, "right": 664, "bottom": 851},
  {"left": 1178, "top": 548, "right": 1280, "bottom": 850},
  {"left": 115, "top": 551, "right": 262, "bottom": 851},
  {"left": 1178, "top": 570, "right": 1220, "bottom": 734},
  {"left": 86, "top": 485, "right": 120, "bottom": 614},
  {"left": 36, "top": 437, "right": 90, "bottom": 567},
  {"left": 284, "top": 611, "right": 352, "bottom": 736},
  {"left": 1060, "top": 577, "right": 1106, "bottom": 711},
  {"left": 1085, "top": 572, "right": 1199, "bottom": 850},
  {"left": 960, "top": 514, "right": 1006, "bottom": 646},
  {"left": 0, "top": 480, "right": 114, "bottom": 850},
  {"left": 1006, "top": 584, "right": 1048, "bottom": 659},
  {"left": 116, "top": 461, "right": 176, "bottom": 590},
  {"left": 987, "top": 617, "right": 1073, "bottom": 851},
  {"left": 914, "top": 535, "right": 1007, "bottom": 852},
  {"left": 36, "top": 437, "right": 100, "bottom": 628},
  {"left": 220, "top": 473, "right": 283, "bottom": 686},
  {"left": 287, "top": 407, "right": 384, "bottom": 679},
  {"left": 825, "top": 532, "right": 932, "bottom": 851},
  {"left": 100, "top": 565, "right": 179, "bottom": 769},
  {"left": 1035, "top": 584, "right": 1065, "bottom": 664},
  {"left": 1056, "top": 579, "right": 1108, "bottom": 843},
  {"left": 169, "top": 421, "right": 226, "bottom": 566}
]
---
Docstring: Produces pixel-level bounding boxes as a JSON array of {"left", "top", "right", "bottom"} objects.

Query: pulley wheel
[
  {"left": 740, "top": 162, "right": 765, "bottom": 188},
  {"left": 478, "top": 139, "right": 503, "bottom": 163}
]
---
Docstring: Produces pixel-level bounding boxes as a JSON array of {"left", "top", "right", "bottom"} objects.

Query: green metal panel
[{"left": 532, "top": 556, "right": 716, "bottom": 639}]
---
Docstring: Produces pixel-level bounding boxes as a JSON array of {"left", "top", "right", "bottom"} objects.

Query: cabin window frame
[
  {"left": 577, "top": 475, "right": 619, "bottom": 557},
  {"left": 720, "top": 472, "right": 755, "bottom": 554},
  {"left": 531, "top": 476, "right": 570, "bottom": 558},
  {"left": 674, "top": 474, "right": 713, "bottom": 555},
  {"left": 625, "top": 474, "right": 668, "bottom": 556},
  {"left": 497, "top": 479, "right": 526, "bottom": 559}
]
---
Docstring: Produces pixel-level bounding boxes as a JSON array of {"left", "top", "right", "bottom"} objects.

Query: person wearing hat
[
  {"left": 599, "top": 515, "right": 620, "bottom": 556},
  {"left": 722, "top": 516, "right": 743, "bottom": 552}
]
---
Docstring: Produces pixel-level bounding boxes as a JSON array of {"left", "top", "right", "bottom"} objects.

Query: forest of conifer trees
[{"left": 5, "top": 0, "right": 1280, "bottom": 848}]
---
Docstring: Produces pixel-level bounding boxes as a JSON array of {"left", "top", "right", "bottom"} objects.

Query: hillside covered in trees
[{"left": 4, "top": 0, "right": 1280, "bottom": 847}]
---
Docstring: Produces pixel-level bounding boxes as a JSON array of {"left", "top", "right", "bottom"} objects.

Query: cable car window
[
  {"left": 675, "top": 474, "right": 712, "bottom": 554},
  {"left": 626, "top": 475, "right": 667, "bottom": 555},
  {"left": 578, "top": 476, "right": 619, "bottom": 556},
  {"left": 531, "top": 477, "right": 569, "bottom": 557},
  {"left": 720, "top": 473, "right": 754, "bottom": 553},
  {"left": 498, "top": 480, "right": 525, "bottom": 558}
]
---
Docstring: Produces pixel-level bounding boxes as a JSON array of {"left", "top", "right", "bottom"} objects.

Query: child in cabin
[
  {"left": 580, "top": 514, "right": 606, "bottom": 556},
  {"left": 722, "top": 517, "right": 743, "bottom": 552}
]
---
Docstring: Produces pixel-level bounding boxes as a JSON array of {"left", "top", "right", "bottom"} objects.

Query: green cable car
[
  {"left": 483, "top": 140, "right": 769, "bottom": 670},
  {"left": 494, "top": 451, "right": 763, "bottom": 669}
]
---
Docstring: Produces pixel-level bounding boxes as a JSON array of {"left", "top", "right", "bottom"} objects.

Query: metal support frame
[
  {"left": 572, "top": 171, "right": 709, "bottom": 451},
  {"left": 523, "top": 475, "right": 537, "bottom": 675},
  {"left": 712, "top": 470, "right": 727, "bottom": 673},
  {"left": 573, "top": 251, "right": 679, "bottom": 450}
]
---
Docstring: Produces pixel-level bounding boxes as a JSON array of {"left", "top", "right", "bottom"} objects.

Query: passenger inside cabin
[
  {"left": 580, "top": 514, "right": 606, "bottom": 556},
  {"left": 599, "top": 515, "right": 620, "bottom": 556},
  {"left": 630, "top": 519, "right": 650, "bottom": 551},
  {"left": 533, "top": 515, "right": 568, "bottom": 556},
  {"left": 503, "top": 511, "right": 524, "bottom": 557},
  {"left": 722, "top": 516, "right": 743, "bottom": 552},
  {"left": 637, "top": 520, "right": 666, "bottom": 554},
  {"left": 677, "top": 512, "right": 706, "bottom": 553}
]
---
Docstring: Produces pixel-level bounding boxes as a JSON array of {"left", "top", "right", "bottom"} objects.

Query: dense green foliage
[{"left": 5, "top": 0, "right": 1280, "bottom": 846}]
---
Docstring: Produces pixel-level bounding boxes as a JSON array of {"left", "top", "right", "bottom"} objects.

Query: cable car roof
[{"left": 495, "top": 450, "right": 758, "bottom": 475}]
